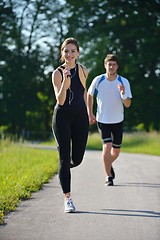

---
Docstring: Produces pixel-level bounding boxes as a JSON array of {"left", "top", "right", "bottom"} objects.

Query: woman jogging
[{"left": 52, "top": 38, "right": 89, "bottom": 213}]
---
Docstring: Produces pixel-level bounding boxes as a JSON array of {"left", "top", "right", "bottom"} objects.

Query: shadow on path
[
  {"left": 75, "top": 209, "right": 160, "bottom": 218},
  {"left": 114, "top": 183, "right": 160, "bottom": 189}
]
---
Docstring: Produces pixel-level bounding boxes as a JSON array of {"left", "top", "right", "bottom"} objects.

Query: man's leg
[
  {"left": 110, "top": 121, "right": 123, "bottom": 179},
  {"left": 111, "top": 147, "right": 121, "bottom": 162},
  {"left": 102, "top": 143, "right": 120, "bottom": 177},
  {"left": 102, "top": 142, "right": 113, "bottom": 177}
]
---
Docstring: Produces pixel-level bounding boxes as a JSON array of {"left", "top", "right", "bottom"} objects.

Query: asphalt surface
[{"left": 0, "top": 150, "right": 160, "bottom": 240}]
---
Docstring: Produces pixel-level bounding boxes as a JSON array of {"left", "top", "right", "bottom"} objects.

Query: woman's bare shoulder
[
  {"left": 78, "top": 64, "right": 88, "bottom": 78},
  {"left": 52, "top": 68, "right": 62, "bottom": 85}
]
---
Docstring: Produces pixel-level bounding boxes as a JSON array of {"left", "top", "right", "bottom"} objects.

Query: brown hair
[
  {"left": 60, "top": 37, "right": 79, "bottom": 62},
  {"left": 104, "top": 54, "right": 119, "bottom": 65}
]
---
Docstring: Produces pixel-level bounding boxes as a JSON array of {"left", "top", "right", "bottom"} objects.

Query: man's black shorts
[{"left": 97, "top": 121, "right": 123, "bottom": 148}]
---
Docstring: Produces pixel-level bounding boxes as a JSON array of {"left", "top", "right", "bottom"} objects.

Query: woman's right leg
[
  {"left": 52, "top": 109, "right": 76, "bottom": 212},
  {"left": 52, "top": 108, "right": 71, "bottom": 194}
]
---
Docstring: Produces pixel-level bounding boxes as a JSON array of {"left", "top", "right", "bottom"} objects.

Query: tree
[{"left": 0, "top": 0, "right": 67, "bottom": 137}]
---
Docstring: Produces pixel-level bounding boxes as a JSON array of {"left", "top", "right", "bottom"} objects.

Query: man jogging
[{"left": 87, "top": 54, "right": 132, "bottom": 186}]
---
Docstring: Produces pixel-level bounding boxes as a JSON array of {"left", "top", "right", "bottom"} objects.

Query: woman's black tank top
[{"left": 57, "top": 64, "right": 85, "bottom": 109}]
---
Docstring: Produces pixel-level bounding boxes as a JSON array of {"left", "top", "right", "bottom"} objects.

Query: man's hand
[
  {"left": 89, "top": 113, "right": 96, "bottom": 125},
  {"left": 118, "top": 83, "right": 125, "bottom": 95}
]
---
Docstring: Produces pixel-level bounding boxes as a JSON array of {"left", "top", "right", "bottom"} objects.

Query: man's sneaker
[
  {"left": 105, "top": 176, "right": 114, "bottom": 186},
  {"left": 111, "top": 166, "right": 115, "bottom": 179},
  {"left": 64, "top": 198, "right": 76, "bottom": 213}
]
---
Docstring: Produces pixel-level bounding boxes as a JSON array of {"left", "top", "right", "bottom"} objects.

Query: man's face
[{"left": 105, "top": 60, "right": 118, "bottom": 75}]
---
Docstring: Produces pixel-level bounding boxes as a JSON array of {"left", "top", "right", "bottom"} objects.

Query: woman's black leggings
[{"left": 52, "top": 105, "right": 89, "bottom": 193}]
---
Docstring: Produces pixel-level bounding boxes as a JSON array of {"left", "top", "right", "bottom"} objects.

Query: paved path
[{"left": 0, "top": 151, "right": 160, "bottom": 240}]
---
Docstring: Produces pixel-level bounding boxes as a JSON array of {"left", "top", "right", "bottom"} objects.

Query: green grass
[
  {"left": 87, "top": 132, "right": 160, "bottom": 156},
  {"left": 122, "top": 132, "right": 160, "bottom": 155},
  {"left": 0, "top": 140, "right": 58, "bottom": 224}
]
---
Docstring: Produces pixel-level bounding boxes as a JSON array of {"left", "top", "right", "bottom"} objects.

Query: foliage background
[{"left": 0, "top": 0, "right": 160, "bottom": 140}]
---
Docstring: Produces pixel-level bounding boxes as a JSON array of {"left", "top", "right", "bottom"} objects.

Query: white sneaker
[{"left": 64, "top": 198, "right": 76, "bottom": 213}]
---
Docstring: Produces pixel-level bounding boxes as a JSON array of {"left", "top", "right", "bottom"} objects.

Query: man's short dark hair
[{"left": 104, "top": 54, "right": 119, "bottom": 65}]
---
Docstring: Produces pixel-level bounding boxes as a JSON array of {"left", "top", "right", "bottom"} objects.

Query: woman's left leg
[{"left": 70, "top": 109, "right": 89, "bottom": 168}]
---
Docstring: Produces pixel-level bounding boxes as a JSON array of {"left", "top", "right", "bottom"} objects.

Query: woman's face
[{"left": 61, "top": 43, "right": 79, "bottom": 64}]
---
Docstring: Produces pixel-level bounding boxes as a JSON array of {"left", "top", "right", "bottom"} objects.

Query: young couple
[{"left": 52, "top": 37, "right": 132, "bottom": 213}]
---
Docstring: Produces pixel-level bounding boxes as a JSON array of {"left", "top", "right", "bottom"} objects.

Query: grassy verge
[
  {"left": 121, "top": 132, "right": 160, "bottom": 155},
  {"left": 87, "top": 132, "right": 160, "bottom": 156},
  {"left": 0, "top": 140, "right": 58, "bottom": 224}
]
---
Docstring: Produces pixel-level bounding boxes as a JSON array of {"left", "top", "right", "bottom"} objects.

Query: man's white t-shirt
[{"left": 88, "top": 74, "right": 132, "bottom": 124}]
